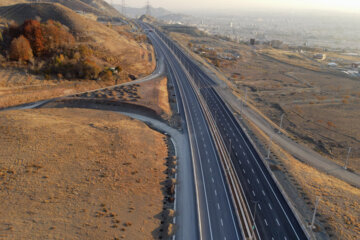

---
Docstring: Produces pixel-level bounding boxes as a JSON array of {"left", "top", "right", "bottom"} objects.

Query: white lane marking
[
  {"left": 251, "top": 168, "right": 255, "bottom": 173},
  {"left": 216, "top": 103, "right": 302, "bottom": 239},
  {"left": 242, "top": 169, "right": 246, "bottom": 174},
  {"left": 252, "top": 190, "right": 256, "bottom": 196},
  {"left": 276, "top": 218, "right": 281, "bottom": 226},
  {"left": 208, "top": 159, "right": 210, "bottom": 163},
  {"left": 212, "top": 177, "right": 214, "bottom": 183},
  {"left": 205, "top": 151, "right": 208, "bottom": 155},
  {"left": 209, "top": 167, "right": 212, "bottom": 173},
  {"left": 256, "top": 178, "right": 260, "bottom": 184},
  {"left": 258, "top": 203, "right": 262, "bottom": 210},
  {"left": 247, "top": 179, "right": 250, "bottom": 184},
  {"left": 235, "top": 152, "right": 238, "bottom": 157},
  {"left": 217, "top": 203, "right": 220, "bottom": 210},
  {"left": 214, "top": 190, "right": 217, "bottom": 196},
  {"left": 247, "top": 159, "right": 250, "bottom": 164},
  {"left": 236, "top": 138, "right": 239, "bottom": 142},
  {"left": 284, "top": 237, "right": 288, "bottom": 240},
  {"left": 203, "top": 143, "right": 207, "bottom": 148},
  {"left": 239, "top": 160, "right": 242, "bottom": 165},
  {"left": 268, "top": 203, "right": 273, "bottom": 210},
  {"left": 243, "top": 151, "right": 246, "bottom": 156},
  {"left": 264, "top": 219, "right": 268, "bottom": 226},
  {"left": 262, "top": 190, "right": 266, "bottom": 196},
  {"left": 239, "top": 145, "right": 242, "bottom": 149},
  {"left": 232, "top": 133, "right": 235, "bottom": 136},
  {"left": 220, "top": 218, "right": 224, "bottom": 227}
]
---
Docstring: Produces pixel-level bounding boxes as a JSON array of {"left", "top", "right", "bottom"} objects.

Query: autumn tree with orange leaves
[
  {"left": 9, "top": 35, "right": 33, "bottom": 62},
  {"left": 22, "top": 19, "right": 44, "bottom": 56}
]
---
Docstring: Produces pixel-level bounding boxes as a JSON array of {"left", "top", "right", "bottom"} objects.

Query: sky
[{"left": 107, "top": 0, "right": 360, "bottom": 13}]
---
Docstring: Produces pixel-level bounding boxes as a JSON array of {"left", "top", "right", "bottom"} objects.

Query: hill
[
  {"left": 0, "top": 0, "right": 121, "bottom": 17},
  {"left": 0, "top": 3, "right": 155, "bottom": 108},
  {"left": 114, "top": 5, "right": 171, "bottom": 18}
]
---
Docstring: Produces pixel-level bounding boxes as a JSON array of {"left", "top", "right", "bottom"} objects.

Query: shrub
[
  {"left": 99, "top": 70, "right": 113, "bottom": 82},
  {"left": 81, "top": 58, "right": 101, "bottom": 79},
  {"left": 9, "top": 35, "right": 33, "bottom": 62},
  {"left": 79, "top": 45, "right": 93, "bottom": 58}
]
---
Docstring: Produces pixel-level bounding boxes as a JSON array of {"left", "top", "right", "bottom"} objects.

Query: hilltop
[
  {"left": 0, "top": 0, "right": 120, "bottom": 17},
  {"left": 0, "top": 3, "right": 155, "bottom": 109}
]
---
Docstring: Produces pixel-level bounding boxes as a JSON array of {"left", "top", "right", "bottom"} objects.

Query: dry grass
[
  {"left": 136, "top": 77, "right": 172, "bottom": 118},
  {"left": 248, "top": 120, "right": 360, "bottom": 239},
  {"left": 170, "top": 31, "right": 360, "bottom": 173},
  {"left": 0, "top": 68, "right": 120, "bottom": 109},
  {"left": 0, "top": 108, "right": 168, "bottom": 239},
  {"left": 258, "top": 48, "right": 322, "bottom": 72}
]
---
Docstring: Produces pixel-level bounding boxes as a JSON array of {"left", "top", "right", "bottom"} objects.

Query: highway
[
  {"left": 140, "top": 23, "right": 242, "bottom": 240},
  {"left": 140, "top": 22, "right": 308, "bottom": 240}
]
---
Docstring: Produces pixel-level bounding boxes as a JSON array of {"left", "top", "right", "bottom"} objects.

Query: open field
[
  {"left": 0, "top": 68, "right": 119, "bottom": 109},
  {"left": 0, "top": 108, "right": 168, "bottom": 239},
  {"left": 169, "top": 31, "right": 360, "bottom": 174}
]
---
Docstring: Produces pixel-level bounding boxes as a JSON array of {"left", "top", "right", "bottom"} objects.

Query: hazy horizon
[{"left": 107, "top": 0, "right": 360, "bottom": 14}]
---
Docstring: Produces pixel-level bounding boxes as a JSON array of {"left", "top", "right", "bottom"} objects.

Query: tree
[
  {"left": 9, "top": 35, "right": 33, "bottom": 62},
  {"left": 42, "top": 20, "right": 74, "bottom": 52},
  {"left": 22, "top": 19, "right": 44, "bottom": 56}
]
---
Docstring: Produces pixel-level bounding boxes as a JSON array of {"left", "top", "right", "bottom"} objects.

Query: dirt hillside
[{"left": 0, "top": 108, "right": 167, "bottom": 239}]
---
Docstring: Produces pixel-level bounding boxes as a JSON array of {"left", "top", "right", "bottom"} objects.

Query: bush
[
  {"left": 9, "top": 35, "right": 33, "bottom": 62},
  {"left": 99, "top": 70, "right": 113, "bottom": 82}
]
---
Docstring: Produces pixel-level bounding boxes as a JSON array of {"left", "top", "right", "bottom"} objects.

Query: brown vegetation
[{"left": 9, "top": 35, "right": 33, "bottom": 61}]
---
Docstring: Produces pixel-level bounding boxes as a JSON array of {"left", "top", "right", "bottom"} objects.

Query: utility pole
[
  {"left": 310, "top": 196, "right": 320, "bottom": 230},
  {"left": 145, "top": 0, "right": 151, "bottom": 16},
  {"left": 121, "top": 0, "right": 126, "bottom": 16},
  {"left": 344, "top": 147, "right": 352, "bottom": 170},
  {"left": 279, "top": 113, "right": 285, "bottom": 132},
  {"left": 241, "top": 88, "right": 248, "bottom": 112},
  {"left": 266, "top": 137, "right": 272, "bottom": 159}
]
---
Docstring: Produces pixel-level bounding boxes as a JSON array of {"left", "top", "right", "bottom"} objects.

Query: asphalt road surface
[
  {"left": 140, "top": 23, "right": 242, "bottom": 240},
  {"left": 140, "top": 22, "right": 309, "bottom": 240}
]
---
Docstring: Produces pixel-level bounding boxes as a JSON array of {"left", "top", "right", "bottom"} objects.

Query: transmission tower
[
  {"left": 145, "top": 0, "right": 151, "bottom": 16},
  {"left": 121, "top": 0, "right": 126, "bottom": 16}
]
